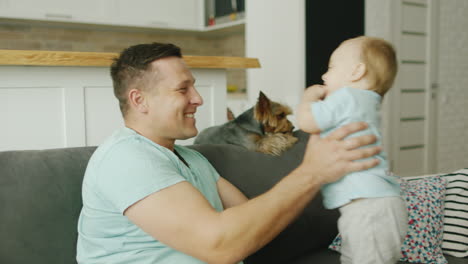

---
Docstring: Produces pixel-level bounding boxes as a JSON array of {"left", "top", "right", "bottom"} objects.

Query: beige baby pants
[{"left": 338, "top": 196, "right": 408, "bottom": 264}]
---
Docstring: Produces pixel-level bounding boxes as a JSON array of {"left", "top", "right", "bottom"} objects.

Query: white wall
[{"left": 245, "top": 0, "right": 305, "bottom": 124}]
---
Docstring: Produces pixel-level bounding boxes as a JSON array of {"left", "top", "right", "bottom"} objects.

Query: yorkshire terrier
[{"left": 194, "top": 91, "right": 298, "bottom": 156}]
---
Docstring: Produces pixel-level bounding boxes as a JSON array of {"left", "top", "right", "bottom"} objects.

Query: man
[{"left": 77, "top": 42, "right": 381, "bottom": 264}]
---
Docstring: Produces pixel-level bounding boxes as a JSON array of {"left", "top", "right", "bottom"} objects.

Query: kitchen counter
[{"left": 0, "top": 49, "right": 260, "bottom": 68}]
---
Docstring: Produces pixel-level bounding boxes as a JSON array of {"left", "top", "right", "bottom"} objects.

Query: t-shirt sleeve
[
  {"left": 95, "top": 139, "right": 186, "bottom": 214},
  {"left": 192, "top": 150, "right": 221, "bottom": 182},
  {"left": 311, "top": 89, "right": 353, "bottom": 132}
]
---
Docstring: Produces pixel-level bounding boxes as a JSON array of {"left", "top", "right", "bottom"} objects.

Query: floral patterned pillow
[{"left": 329, "top": 176, "right": 448, "bottom": 264}]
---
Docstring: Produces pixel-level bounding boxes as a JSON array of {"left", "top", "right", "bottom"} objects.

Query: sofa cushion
[
  {"left": 329, "top": 175, "right": 452, "bottom": 264},
  {"left": 439, "top": 169, "right": 468, "bottom": 257},
  {"left": 400, "top": 176, "right": 448, "bottom": 263},
  {"left": 399, "top": 170, "right": 468, "bottom": 259},
  {"left": 190, "top": 130, "right": 340, "bottom": 264},
  {"left": 0, "top": 147, "right": 96, "bottom": 264}
]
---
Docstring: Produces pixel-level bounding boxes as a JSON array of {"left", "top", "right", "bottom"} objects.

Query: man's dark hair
[{"left": 110, "top": 42, "right": 182, "bottom": 116}]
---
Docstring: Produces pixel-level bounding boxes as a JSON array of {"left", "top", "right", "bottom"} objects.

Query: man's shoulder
[
  {"left": 91, "top": 128, "right": 170, "bottom": 168},
  {"left": 175, "top": 145, "right": 208, "bottom": 163},
  {"left": 92, "top": 129, "right": 141, "bottom": 159}
]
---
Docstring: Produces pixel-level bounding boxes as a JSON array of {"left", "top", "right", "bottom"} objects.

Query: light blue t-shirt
[
  {"left": 77, "top": 127, "right": 237, "bottom": 264},
  {"left": 311, "top": 87, "right": 401, "bottom": 209}
]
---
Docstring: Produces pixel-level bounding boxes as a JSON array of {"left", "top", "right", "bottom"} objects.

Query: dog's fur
[{"left": 194, "top": 92, "right": 298, "bottom": 156}]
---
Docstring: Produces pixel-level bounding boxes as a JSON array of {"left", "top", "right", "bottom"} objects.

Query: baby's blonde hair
[{"left": 348, "top": 36, "right": 397, "bottom": 96}]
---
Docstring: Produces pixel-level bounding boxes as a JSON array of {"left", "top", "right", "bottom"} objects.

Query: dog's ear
[
  {"left": 259, "top": 91, "right": 269, "bottom": 101},
  {"left": 227, "top": 107, "right": 235, "bottom": 121},
  {"left": 255, "top": 91, "right": 272, "bottom": 120}
]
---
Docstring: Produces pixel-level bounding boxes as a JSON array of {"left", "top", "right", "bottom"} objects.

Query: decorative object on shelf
[
  {"left": 229, "top": 0, "right": 238, "bottom": 21},
  {"left": 208, "top": 15, "right": 215, "bottom": 26},
  {"left": 206, "top": 0, "right": 245, "bottom": 26},
  {"left": 227, "top": 84, "right": 238, "bottom": 93}
]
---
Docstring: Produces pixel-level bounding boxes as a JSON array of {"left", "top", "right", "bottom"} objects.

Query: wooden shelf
[{"left": 0, "top": 49, "right": 260, "bottom": 69}]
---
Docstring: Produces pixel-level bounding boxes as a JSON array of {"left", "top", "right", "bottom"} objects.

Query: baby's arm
[{"left": 296, "top": 85, "right": 326, "bottom": 134}]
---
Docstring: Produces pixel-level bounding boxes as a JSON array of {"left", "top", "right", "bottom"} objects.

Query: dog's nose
[{"left": 284, "top": 125, "right": 294, "bottom": 134}]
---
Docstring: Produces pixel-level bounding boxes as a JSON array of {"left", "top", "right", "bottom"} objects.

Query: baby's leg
[{"left": 338, "top": 197, "right": 408, "bottom": 264}]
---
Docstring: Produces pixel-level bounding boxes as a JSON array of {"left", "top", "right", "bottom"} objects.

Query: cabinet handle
[
  {"left": 45, "top": 13, "right": 73, "bottom": 19},
  {"left": 431, "top": 83, "right": 439, "bottom": 99},
  {"left": 149, "top": 21, "right": 169, "bottom": 27}
]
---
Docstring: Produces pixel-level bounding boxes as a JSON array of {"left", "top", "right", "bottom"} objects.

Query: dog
[{"left": 194, "top": 91, "right": 298, "bottom": 156}]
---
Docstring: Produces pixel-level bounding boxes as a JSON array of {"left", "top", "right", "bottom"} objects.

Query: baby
[{"left": 296, "top": 36, "right": 408, "bottom": 264}]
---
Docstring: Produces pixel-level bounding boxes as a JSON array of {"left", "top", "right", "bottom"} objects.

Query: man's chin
[{"left": 177, "top": 130, "right": 198, "bottom": 141}]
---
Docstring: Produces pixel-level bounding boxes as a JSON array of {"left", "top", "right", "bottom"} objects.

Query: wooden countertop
[{"left": 0, "top": 50, "right": 261, "bottom": 69}]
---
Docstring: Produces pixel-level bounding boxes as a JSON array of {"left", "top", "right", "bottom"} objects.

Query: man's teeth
[{"left": 185, "top": 114, "right": 194, "bottom": 118}]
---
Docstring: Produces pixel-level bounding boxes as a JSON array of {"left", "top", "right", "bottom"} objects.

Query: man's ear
[
  {"left": 128, "top": 88, "right": 148, "bottom": 113},
  {"left": 351, "top": 62, "right": 367, "bottom": 81}
]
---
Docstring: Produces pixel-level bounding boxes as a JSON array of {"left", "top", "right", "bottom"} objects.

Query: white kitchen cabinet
[
  {"left": 112, "top": 0, "right": 204, "bottom": 30},
  {"left": 0, "top": 0, "right": 205, "bottom": 30},
  {"left": 0, "top": 0, "right": 111, "bottom": 23},
  {"left": 0, "top": 66, "right": 227, "bottom": 151}
]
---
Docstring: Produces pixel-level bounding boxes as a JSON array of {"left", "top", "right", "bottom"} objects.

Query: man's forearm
[{"left": 210, "top": 166, "right": 321, "bottom": 263}]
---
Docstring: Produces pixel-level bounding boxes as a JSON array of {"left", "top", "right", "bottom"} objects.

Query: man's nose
[{"left": 190, "top": 87, "right": 203, "bottom": 106}]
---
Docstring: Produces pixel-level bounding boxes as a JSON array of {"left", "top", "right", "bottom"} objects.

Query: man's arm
[
  {"left": 125, "top": 122, "right": 380, "bottom": 264},
  {"left": 217, "top": 177, "right": 249, "bottom": 209},
  {"left": 296, "top": 85, "right": 326, "bottom": 134}
]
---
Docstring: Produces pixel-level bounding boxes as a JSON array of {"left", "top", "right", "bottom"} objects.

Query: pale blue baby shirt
[
  {"left": 77, "top": 127, "right": 241, "bottom": 264},
  {"left": 311, "top": 87, "right": 401, "bottom": 209}
]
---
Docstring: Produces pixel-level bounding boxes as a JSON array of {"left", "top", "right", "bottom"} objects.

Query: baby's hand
[{"left": 303, "top": 85, "right": 326, "bottom": 102}]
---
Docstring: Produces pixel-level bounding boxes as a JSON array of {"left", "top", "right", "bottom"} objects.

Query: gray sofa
[{"left": 0, "top": 131, "right": 464, "bottom": 264}]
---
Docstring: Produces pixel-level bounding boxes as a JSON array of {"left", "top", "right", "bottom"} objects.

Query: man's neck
[{"left": 124, "top": 122, "right": 176, "bottom": 151}]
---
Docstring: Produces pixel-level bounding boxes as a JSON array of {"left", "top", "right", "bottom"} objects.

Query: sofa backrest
[
  {"left": 0, "top": 146, "right": 96, "bottom": 264},
  {"left": 0, "top": 131, "right": 339, "bottom": 264}
]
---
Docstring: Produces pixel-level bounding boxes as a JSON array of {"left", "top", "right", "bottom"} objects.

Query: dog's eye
[{"left": 278, "top": 113, "right": 286, "bottom": 118}]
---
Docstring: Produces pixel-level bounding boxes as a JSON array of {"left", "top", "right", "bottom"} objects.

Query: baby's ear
[{"left": 351, "top": 62, "right": 367, "bottom": 81}]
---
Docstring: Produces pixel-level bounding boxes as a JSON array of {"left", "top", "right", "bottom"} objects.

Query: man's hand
[{"left": 299, "top": 122, "right": 381, "bottom": 185}]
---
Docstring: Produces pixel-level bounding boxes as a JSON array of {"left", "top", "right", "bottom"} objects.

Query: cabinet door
[
  {"left": 0, "top": 0, "right": 110, "bottom": 23},
  {"left": 0, "top": 0, "right": 203, "bottom": 30},
  {"left": 114, "top": 0, "right": 203, "bottom": 30},
  {"left": 0, "top": 66, "right": 227, "bottom": 150}
]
